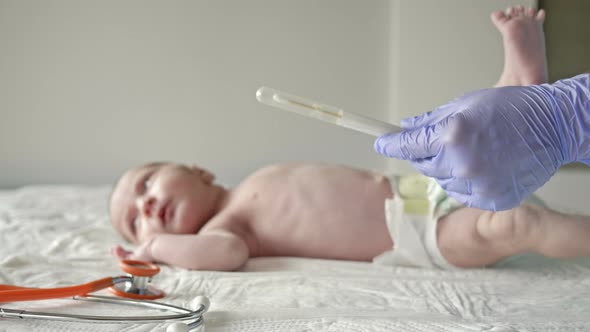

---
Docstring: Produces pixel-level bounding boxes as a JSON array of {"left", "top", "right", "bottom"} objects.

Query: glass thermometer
[{"left": 256, "top": 86, "right": 402, "bottom": 137}]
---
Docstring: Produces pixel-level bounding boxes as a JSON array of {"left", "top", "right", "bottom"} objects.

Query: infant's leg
[
  {"left": 436, "top": 204, "right": 590, "bottom": 268},
  {"left": 527, "top": 207, "right": 590, "bottom": 259},
  {"left": 436, "top": 207, "right": 532, "bottom": 268}
]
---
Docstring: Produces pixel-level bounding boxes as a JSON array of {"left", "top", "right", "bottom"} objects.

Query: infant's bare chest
[{"left": 241, "top": 175, "right": 390, "bottom": 232}]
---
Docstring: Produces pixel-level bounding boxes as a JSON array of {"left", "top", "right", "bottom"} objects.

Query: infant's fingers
[
  {"left": 110, "top": 245, "right": 119, "bottom": 257},
  {"left": 111, "top": 245, "right": 130, "bottom": 260},
  {"left": 128, "top": 251, "right": 142, "bottom": 260}
]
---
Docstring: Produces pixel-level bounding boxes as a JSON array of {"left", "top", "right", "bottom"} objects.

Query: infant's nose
[{"left": 137, "top": 196, "right": 157, "bottom": 218}]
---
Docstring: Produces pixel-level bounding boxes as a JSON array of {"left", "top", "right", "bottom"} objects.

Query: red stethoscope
[{"left": 0, "top": 260, "right": 209, "bottom": 332}]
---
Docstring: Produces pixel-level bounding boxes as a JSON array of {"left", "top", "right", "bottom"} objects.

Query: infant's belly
[
  {"left": 242, "top": 164, "right": 395, "bottom": 261},
  {"left": 252, "top": 204, "right": 393, "bottom": 261}
]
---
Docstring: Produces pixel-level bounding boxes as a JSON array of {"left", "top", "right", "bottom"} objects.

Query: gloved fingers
[
  {"left": 435, "top": 177, "right": 472, "bottom": 196},
  {"left": 401, "top": 113, "right": 434, "bottom": 129},
  {"left": 446, "top": 190, "right": 518, "bottom": 211},
  {"left": 400, "top": 103, "right": 456, "bottom": 129},
  {"left": 442, "top": 191, "right": 474, "bottom": 208},
  {"left": 410, "top": 158, "right": 452, "bottom": 179},
  {"left": 374, "top": 131, "right": 407, "bottom": 159},
  {"left": 375, "top": 119, "right": 449, "bottom": 160},
  {"left": 409, "top": 138, "right": 476, "bottom": 179}
]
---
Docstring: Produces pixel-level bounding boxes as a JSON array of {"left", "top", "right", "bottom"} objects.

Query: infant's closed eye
[
  {"left": 131, "top": 217, "right": 138, "bottom": 233},
  {"left": 138, "top": 172, "right": 154, "bottom": 194},
  {"left": 129, "top": 214, "right": 141, "bottom": 241},
  {"left": 143, "top": 177, "right": 152, "bottom": 191}
]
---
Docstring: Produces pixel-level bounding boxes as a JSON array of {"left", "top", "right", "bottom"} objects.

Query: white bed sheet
[{"left": 1, "top": 186, "right": 590, "bottom": 332}]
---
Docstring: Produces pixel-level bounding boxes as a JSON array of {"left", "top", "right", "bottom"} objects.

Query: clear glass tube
[{"left": 256, "top": 86, "right": 401, "bottom": 137}]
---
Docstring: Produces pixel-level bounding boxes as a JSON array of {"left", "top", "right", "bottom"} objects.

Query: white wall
[
  {"left": 0, "top": 0, "right": 392, "bottom": 188},
  {"left": 4, "top": 0, "right": 587, "bottom": 210},
  {"left": 536, "top": 169, "right": 590, "bottom": 215}
]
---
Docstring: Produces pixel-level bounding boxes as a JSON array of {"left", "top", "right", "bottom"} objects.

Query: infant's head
[{"left": 110, "top": 162, "right": 223, "bottom": 244}]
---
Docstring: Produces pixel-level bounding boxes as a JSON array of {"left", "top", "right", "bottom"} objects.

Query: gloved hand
[{"left": 375, "top": 74, "right": 590, "bottom": 211}]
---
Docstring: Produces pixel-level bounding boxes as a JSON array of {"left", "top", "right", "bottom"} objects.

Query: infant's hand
[
  {"left": 111, "top": 242, "right": 154, "bottom": 262},
  {"left": 111, "top": 245, "right": 133, "bottom": 260}
]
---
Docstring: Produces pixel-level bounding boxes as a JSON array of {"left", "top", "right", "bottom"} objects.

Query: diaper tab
[{"left": 398, "top": 174, "right": 446, "bottom": 216}]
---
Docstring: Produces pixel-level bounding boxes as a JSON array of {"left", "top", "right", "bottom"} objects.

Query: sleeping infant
[{"left": 110, "top": 162, "right": 590, "bottom": 270}]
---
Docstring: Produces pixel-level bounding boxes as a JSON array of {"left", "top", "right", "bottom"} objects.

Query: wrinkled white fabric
[{"left": 1, "top": 186, "right": 590, "bottom": 332}]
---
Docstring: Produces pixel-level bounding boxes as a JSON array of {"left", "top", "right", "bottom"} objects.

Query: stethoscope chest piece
[
  {"left": 109, "top": 259, "right": 165, "bottom": 300},
  {"left": 109, "top": 281, "right": 165, "bottom": 300}
]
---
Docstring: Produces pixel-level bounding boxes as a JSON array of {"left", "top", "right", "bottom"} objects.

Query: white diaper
[{"left": 373, "top": 174, "right": 461, "bottom": 270}]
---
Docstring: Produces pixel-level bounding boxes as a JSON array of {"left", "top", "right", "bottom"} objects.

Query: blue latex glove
[{"left": 375, "top": 74, "right": 590, "bottom": 211}]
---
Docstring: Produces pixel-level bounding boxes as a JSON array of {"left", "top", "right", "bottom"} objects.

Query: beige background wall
[
  {"left": 0, "top": 0, "right": 392, "bottom": 187},
  {"left": 1, "top": 0, "right": 588, "bottom": 212}
]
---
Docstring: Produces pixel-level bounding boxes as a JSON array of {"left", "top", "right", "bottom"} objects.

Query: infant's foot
[{"left": 492, "top": 5, "right": 548, "bottom": 87}]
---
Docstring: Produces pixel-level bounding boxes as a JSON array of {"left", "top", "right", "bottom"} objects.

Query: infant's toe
[
  {"left": 527, "top": 7, "right": 535, "bottom": 17},
  {"left": 505, "top": 6, "right": 514, "bottom": 18},
  {"left": 491, "top": 10, "right": 507, "bottom": 26},
  {"left": 536, "top": 9, "right": 545, "bottom": 22}
]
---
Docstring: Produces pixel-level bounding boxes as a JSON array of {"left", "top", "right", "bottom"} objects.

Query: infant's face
[{"left": 110, "top": 163, "right": 220, "bottom": 244}]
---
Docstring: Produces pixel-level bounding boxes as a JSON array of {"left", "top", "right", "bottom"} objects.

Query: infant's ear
[
  {"left": 201, "top": 169, "right": 215, "bottom": 185},
  {"left": 189, "top": 164, "right": 216, "bottom": 185}
]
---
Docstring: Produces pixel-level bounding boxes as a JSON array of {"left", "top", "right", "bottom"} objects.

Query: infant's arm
[{"left": 148, "top": 230, "right": 249, "bottom": 271}]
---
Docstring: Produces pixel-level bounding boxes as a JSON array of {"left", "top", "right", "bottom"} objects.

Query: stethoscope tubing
[
  {"left": 0, "top": 294, "right": 206, "bottom": 328},
  {"left": 0, "top": 260, "right": 206, "bottom": 330}
]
